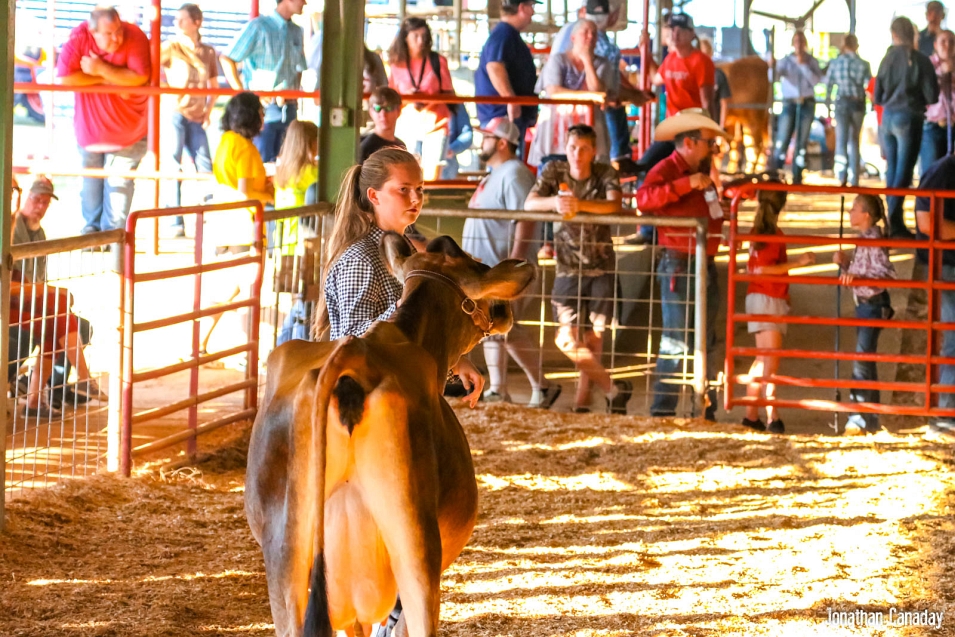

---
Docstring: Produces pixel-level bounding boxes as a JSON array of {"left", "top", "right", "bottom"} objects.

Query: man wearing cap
[
  {"left": 10, "top": 177, "right": 96, "bottom": 410},
  {"left": 462, "top": 118, "right": 562, "bottom": 409},
  {"left": 652, "top": 13, "right": 714, "bottom": 117},
  {"left": 475, "top": 0, "right": 540, "bottom": 158},
  {"left": 550, "top": 0, "right": 655, "bottom": 175},
  {"left": 636, "top": 109, "right": 729, "bottom": 420},
  {"left": 921, "top": 1, "right": 947, "bottom": 57}
]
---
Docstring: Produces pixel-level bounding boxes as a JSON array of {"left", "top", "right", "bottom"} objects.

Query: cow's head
[{"left": 381, "top": 232, "right": 537, "bottom": 343}]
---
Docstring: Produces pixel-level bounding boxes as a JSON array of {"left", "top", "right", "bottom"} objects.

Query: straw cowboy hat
[{"left": 654, "top": 108, "right": 730, "bottom": 141}]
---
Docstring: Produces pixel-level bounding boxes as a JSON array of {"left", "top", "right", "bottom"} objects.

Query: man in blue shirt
[
  {"left": 919, "top": 1, "right": 946, "bottom": 57},
  {"left": 220, "top": 0, "right": 307, "bottom": 163},
  {"left": 475, "top": 0, "right": 541, "bottom": 158},
  {"left": 550, "top": 0, "right": 651, "bottom": 174}
]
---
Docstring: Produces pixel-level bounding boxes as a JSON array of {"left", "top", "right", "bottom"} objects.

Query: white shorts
[{"left": 746, "top": 293, "right": 790, "bottom": 335}]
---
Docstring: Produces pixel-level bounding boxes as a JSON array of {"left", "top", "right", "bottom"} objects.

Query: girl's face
[
  {"left": 406, "top": 28, "right": 429, "bottom": 59},
  {"left": 368, "top": 162, "right": 424, "bottom": 233},
  {"left": 849, "top": 199, "right": 872, "bottom": 229}
]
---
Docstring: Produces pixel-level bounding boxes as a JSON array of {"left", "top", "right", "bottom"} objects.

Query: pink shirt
[
  {"left": 57, "top": 22, "right": 151, "bottom": 150},
  {"left": 388, "top": 53, "right": 454, "bottom": 129},
  {"left": 926, "top": 54, "right": 955, "bottom": 124}
]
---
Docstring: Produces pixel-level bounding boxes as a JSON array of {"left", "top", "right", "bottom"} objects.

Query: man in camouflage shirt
[{"left": 525, "top": 124, "right": 633, "bottom": 414}]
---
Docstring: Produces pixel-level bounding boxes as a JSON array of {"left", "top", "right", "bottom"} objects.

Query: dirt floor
[{"left": 1, "top": 403, "right": 953, "bottom": 636}]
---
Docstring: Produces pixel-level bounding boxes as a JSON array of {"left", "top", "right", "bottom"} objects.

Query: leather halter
[{"left": 403, "top": 269, "right": 494, "bottom": 338}]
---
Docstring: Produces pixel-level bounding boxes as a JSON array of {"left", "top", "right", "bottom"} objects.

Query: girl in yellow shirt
[{"left": 213, "top": 91, "right": 274, "bottom": 205}]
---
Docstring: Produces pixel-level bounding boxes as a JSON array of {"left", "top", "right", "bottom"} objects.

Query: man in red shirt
[
  {"left": 57, "top": 7, "right": 150, "bottom": 234},
  {"left": 652, "top": 13, "right": 715, "bottom": 117},
  {"left": 636, "top": 109, "right": 728, "bottom": 419}
]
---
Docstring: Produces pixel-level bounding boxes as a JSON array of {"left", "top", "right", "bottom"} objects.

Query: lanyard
[{"left": 408, "top": 57, "right": 427, "bottom": 92}]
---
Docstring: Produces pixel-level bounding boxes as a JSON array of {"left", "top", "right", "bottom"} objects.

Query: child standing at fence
[
  {"left": 832, "top": 194, "right": 897, "bottom": 435},
  {"left": 743, "top": 191, "right": 815, "bottom": 434}
]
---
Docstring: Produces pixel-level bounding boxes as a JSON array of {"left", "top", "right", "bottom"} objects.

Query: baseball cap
[
  {"left": 668, "top": 13, "right": 694, "bottom": 30},
  {"left": 585, "top": 0, "right": 610, "bottom": 17},
  {"left": 29, "top": 176, "right": 58, "bottom": 200},
  {"left": 479, "top": 117, "right": 522, "bottom": 146},
  {"left": 502, "top": 0, "right": 542, "bottom": 6}
]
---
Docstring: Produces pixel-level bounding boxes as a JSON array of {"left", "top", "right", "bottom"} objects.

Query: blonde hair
[
  {"left": 313, "top": 147, "right": 420, "bottom": 338},
  {"left": 275, "top": 120, "right": 319, "bottom": 190}
]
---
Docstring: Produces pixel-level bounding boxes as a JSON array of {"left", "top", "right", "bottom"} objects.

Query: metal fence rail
[{"left": 3, "top": 229, "right": 123, "bottom": 496}]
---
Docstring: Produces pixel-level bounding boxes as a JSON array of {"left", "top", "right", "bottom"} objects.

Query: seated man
[
  {"left": 525, "top": 124, "right": 632, "bottom": 413},
  {"left": 10, "top": 177, "right": 101, "bottom": 414}
]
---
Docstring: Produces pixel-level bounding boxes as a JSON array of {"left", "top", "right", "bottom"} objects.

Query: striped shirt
[
  {"left": 324, "top": 226, "right": 403, "bottom": 341},
  {"left": 825, "top": 51, "right": 872, "bottom": 103},
  {"left": 224, "top": 11, "right": 306, "bottom": 91}
]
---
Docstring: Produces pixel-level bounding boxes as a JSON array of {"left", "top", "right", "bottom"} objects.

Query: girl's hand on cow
[{"left": 453, "top": 358, "right": 485, "bottom": 408}]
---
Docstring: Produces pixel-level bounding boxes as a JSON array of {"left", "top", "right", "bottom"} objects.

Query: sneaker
[
  {"left": 482, "top": 391, "right": 510, "bottom": 403},
  {"left": 573, "top": 406, "right": 591, "bottom": 414},
  {"left": 172, "top": 225, "right": 186, "bottom": 238},
  {"left": 15, "top": 374, "right": 30, "bottom": 397},
  {"left": 843, "top": 421, "right": 867, "bottom": 436},
  {"left": 926, "top": 420, "right": 955, "bottom": 441},
  {"left": 741, "top": 417, "right": 766, "bottom": 432},
  {"left": 608, "top": 379, "right": 633, "bottom": 415},
  {"left": 48, "top": 387, "right": 91, "bottom": 411},
  {"left": 767, "top": 419, "right": 785, "bottom": 434},
  {"left": 704, "top": 406, "right": 718, "bottom": 422},
  {"left": 72, "top": 379, "right": 107, "bottom": 401},
  {"left": 22, "top": 400, "right": 61, "bottom": 419},
  {"left": 528, "top": 384, "right": 562, "bottom": 409}
]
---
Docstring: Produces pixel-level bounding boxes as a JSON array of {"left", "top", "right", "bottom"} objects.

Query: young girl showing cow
[
  {"left": 743, "top": 190, "right": 815, "bottom": 434},
  {"left": 832, "top": 194, "right": 897, "bottom": 435}
]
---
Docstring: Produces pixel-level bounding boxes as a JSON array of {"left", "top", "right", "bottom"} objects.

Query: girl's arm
[{"left": 752, "top": 252, "right": 815, "bottom": 275}]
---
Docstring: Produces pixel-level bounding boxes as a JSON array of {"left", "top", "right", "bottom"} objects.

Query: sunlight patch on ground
[{"left": 477, "top": 472, "right": 633, "bottom": 492}]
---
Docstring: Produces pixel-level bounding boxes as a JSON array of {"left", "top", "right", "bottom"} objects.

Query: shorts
[
  {"left": 551, "top": 273, "right": 616, "bottom": 334},
  {"left": 746, "top": 293, "right": 789, "bottom": 335}
]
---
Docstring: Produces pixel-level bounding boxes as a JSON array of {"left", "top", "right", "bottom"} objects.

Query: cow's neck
[{"left": 391, "top": 284, "right": 476, "bottom": 379}]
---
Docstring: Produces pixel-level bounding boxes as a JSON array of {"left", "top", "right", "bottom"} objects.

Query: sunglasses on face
[
  {"left": 371, "top": 104, "right": 398, "bottom": 113},
  {"left": 689, "top": 136, "right": 719, "bottom": 149}
]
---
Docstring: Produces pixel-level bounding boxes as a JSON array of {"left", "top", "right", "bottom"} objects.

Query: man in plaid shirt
[{"left": 826, "top": 34, "right": 872, "bottom": 186}]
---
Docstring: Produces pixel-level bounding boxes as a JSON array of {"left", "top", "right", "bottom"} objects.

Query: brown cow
[
  {"left": 719, "top": 55, "right": 772, "bottom": 174},
  {"left": 245, "top": 233, "right": 536, "bottom": 637}
]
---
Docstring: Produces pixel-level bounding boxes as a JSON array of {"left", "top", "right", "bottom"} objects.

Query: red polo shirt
[
  {"left": 56, "top": 22, "right": 151, "bottom": 150},
  {"left": 635, "top": 151, "right": 723, "bottom": 255}
]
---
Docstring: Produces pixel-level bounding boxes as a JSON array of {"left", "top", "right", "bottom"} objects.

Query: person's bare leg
[
  {"left": 26, "top": 353, "right": 54, "bottom": 409},
  {"left": 756, "top": 330, "right": 783, "bottom": 423},
  {"left": 557, "top": 326, "right": 612, "bottom": 409},
  {"left": 62, "top": 330, "right": 90, "bottom": 380},
  {"left": 745, "top": 356, "right": 764, "bottom": 422}
]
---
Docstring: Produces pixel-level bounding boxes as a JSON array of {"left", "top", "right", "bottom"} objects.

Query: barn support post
[
  {"left": 250, "top": 0, "right": 260, "bottom": 20},
  {"left": 318, "top": 0, "right": 364, "bottom": 203},
  {"left": 637, "top": 0, "right": 651, "bottom": 156},
  {"left": 847, "top": 0, "right": 856, "bottom": 33},
  {"left": 693, "top": 221, "right": 709, "bottom": 415},
  {"left": 0, "top": 0, "right": 13, "bottom": 529},
  {"left": 743, "top": 0, "right": 752, "bottom": 55}
]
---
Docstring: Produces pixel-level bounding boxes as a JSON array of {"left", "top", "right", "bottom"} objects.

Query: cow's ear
[
  {"left": 425, "top": 235, "right": 468, "bottom": 259},
  {"left": 381, "top": 231, "right": 415, "bottom": 281},
  {"left": 474, "top": 259, "right": 537, "bottom": 300}
]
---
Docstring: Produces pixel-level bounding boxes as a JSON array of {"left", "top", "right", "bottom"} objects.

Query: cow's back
[{"left": 720, "top": 55, "right": 771, "bottom": 109}]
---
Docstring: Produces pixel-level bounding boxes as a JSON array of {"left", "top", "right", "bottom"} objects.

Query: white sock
[{"left": 483, "top": 341, "right": 508, "bottom": 394}]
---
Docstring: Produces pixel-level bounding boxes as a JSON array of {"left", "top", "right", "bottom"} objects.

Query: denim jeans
[
  {"left": 277, "top": 299, "right": 310, "bottom": 345},
  {"left": 919, "top": 121, "right": 950, "bottom": 176},
  {"left": 938, "top": 264, "right": 955, "bottom": 412},
  {"left": 880, "top": 109, "right": 924, "bottom": 235},
  {"left": 846, "top": 293, "right": 891, "bottom": 430},
  {"left": 80, "top": 137, "right": 148, "bottom": 232},
  {"left": 605, "top": 105, "right": 632, "bottom": 162},
  {"left": 651, "top": 254, "right": 720, "bottom": 416},
  {"left": 170, "top": 112, "right": 212, "bottom": 212},
  {"left": 834, "top": 99, "right": 865, "bottom": 186},
  {"left": 255, "top": 101, "right": 298, "bottom": 163},
  {"left": 772, "top": 98, "right": 815, "bottom": 185}
]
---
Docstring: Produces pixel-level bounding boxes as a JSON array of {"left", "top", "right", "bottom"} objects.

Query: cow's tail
[{"left": 303, "top": 337, "right": 373, "bottom": 637}]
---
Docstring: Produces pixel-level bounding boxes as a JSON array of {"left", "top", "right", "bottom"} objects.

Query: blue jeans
[
  {"left": 255, "top": 101, "right": 298, "bottom": 163},
  {"left": 605, "top": 105, "right": 632, "bottom": 162},
  {"left": 880, "top": 110, "right": 924, "bottom": 235},
  {"left": 919, "top": 121, "right": 950, "bottom": 176},
  {"left": 170, "top": 112, "right": 213, "bottom": 212},
  {"left": 277, "top": 300, "right": 310, "bottom": 345},
  {"left": 847, "top": 292, "right": 891, "bottom": 430},
  {"left": 651, "top": 254, "right": 720, "bottom": 416},
  {"left": 834, "top": 99, "right": 865, "bottom": 187},
  {"left": 772, "top": 98, "right": 815, "bottom": 185},
  {"left": 80, "top": 138, "right": 148, "bottom": 232},
  {"left": 938, "top": 264, "right": 955, "bottom": 412}
]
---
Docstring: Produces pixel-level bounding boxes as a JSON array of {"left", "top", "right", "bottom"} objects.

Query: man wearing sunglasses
[
  {"left": 359, "top": 86, "right": 407, "bottom": 162},
  {"left": 636, "top": 108, "right": 729, "bottom": 421}
]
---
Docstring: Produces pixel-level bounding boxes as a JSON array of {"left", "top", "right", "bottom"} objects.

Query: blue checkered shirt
[
  {"left": 225, "top": 11, "right": 306, "bottom": 91},
  {"left": 324, "top": 226, "right": 403, "bottom": 340},
  {"left": 825, "top": 51, "right": 872, "bottom": 103}
]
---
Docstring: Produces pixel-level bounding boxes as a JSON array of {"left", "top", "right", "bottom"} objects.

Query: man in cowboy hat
[{"left": 636, "top": 108, "right": 729, "bottom": 420}]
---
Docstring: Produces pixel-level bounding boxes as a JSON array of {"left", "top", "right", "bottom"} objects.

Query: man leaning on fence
[
  {"left": 524, "top": 123, "right": 632, "bottom": 414},
  {"left": 462, "top": 117, "right": 561, "bottom": 409},
  {"left": 220, "top": 0, "right": 307, "bottom": 163},
  {"left": 636, "top": 109, "right": 728, "bottom": 420},
  {"left": 56, "top": 6, "right": 150, "bottom": 234},
  {"left": 915, "top": 153, "right": 955, "bottom": 441}
]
